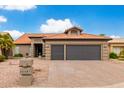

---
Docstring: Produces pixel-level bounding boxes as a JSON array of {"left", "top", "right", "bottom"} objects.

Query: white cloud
[
  {"left": 0, "top": 5, "right": 36, "bottom": 11},
  {"left": 0, "top": 16, "right": 7, "bottom": 23},
  {"left": 40, "top": 18, "right": 74, "bottom": 33},
  {"left": 110, "top": 35, "right": 120, "bottom": 38},
  {"left": 3, "top": 30, "right": 24, "bottom": 39}
]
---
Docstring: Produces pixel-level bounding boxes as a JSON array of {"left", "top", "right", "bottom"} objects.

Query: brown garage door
[
  {"left": 66, "top": 45, "right": 101, "bottom": 60},
  {"left": 51, "top": 45, "right": 64, "bottom": 60}
]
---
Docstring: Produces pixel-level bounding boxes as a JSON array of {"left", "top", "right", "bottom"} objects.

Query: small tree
[
  {"left": 0, "top": 34, "right": 14, "bottom": 59},
  {"left": 99, "top": 34, "right": 106, "bottom": 36}
]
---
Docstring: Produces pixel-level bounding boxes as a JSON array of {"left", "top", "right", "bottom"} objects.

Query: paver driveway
[{"left": 48, "top": 60, "right": 124, "bottom": 87}]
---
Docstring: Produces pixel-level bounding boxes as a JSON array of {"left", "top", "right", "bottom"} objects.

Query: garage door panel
[
  {"left": 51, "top": 45, "right": 64, "bottom": 60},
  {"left": 66, "top": 45, "right": 101, "bottom": 60}
]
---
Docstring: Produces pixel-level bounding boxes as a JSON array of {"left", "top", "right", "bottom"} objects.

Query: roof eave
[
  {"left": 43, "top": 38, "right": 112, "bottom": 40},
  {"left": 14, "top": 42, "right": 31, "bottom": 44}
]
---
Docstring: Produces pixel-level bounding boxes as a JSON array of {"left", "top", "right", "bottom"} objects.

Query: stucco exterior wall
[
  {"left": 109, "top": 43, "right": 124, "bottom": 55},
  {"left": 14, "top": 39, "right": 109, "bottom": 60},
  {"left": 102, "top": 43, "right": 109, "bottom": 60},
  {"left": 13, "top": 44, "right": 31, "bottom": 57},
  {"left": 44, "top": 40, "right": 109, "bottom": 60}
]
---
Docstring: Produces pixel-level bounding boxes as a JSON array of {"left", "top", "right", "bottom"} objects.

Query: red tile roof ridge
[
  {"left": 43, "top": 33, "right": 63, "bottom": 38},
  {"left": 82, "top": 33, "right": 111, "bottom": 38}
]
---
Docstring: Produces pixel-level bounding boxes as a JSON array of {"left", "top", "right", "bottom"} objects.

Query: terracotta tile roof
[
  {"left": 43, "top": 33, "right": 111, "bottom": 40},
  {"left": 14, "top": 33, "right": 55, "bottom": 44},
  {"left": 14, "top": 34, "right": 31, "bottom": 44},
  {"left": 28, "top": 33, "right": 54, "bottom": 38},
  {"left": 14, "top": 33, "right": 111, "bottom": 44},
  {"left": 109, "top": 38, "right": 124, "bottom": 43}
]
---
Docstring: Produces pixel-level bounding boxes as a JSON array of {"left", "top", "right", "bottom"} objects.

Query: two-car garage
[{"left": 51, "top": 45, "right": 101, "bottom": 60}]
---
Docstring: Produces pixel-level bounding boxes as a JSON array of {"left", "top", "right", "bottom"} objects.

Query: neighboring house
[
  {"left": 0, "top": 32, "right": 13, "bottom": 56},
  {"left": 14, "top": 27, "right": 112, "bottom": 60},
  {"left": 109, "top": 38, "right": 124, "bottom": 56}
]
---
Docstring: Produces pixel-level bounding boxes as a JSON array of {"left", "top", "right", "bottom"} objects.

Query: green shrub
[
  {"left": 14, "top": 53, "right": 23, "bottom": 57},
  {"left": 0, "top": 55, "right": 6, "bottom": 62},
  {"left": 109, "top": 52, "right": 118, "bottom": 59}
]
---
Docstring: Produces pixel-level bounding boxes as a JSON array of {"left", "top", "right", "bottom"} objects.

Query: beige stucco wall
[
  {"left": 44, "top": 40, "right": 109, "bottom": 60},
  {"left": 102, "top": 43, "right": 109, "bottom": 60},
  {"left": 13, "top": 44, "right": 31, "bottom": 57},
  {"left": 14, "top": 39, "right": 109, "bottom": 60},
  {"left": 109, "top": 43, "right": 124, "bottom": 55}
]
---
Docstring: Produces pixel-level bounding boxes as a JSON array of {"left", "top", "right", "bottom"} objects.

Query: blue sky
[{"left": 0, "top": 5, "right": 124, "bottom": 39}]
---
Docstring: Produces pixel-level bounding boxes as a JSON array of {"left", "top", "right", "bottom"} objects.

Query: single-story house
[
  {"left": 14, "top": 27, "right": 112, "bottom": 60},
  {"left": 109, "top": 38, "right": 124, "bottom": 56},
  {"left": 0, "top": 32, "right": 13, "bottom": 57}
]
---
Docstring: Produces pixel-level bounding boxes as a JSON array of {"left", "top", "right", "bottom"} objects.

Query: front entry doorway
[{"left": 34, "top": 44, "right": 43, "bottom": 57}]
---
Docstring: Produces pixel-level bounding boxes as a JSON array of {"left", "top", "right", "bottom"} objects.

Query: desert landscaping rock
[
  {"left": 1, "top": 59, "right": 124, "bottom": 87},
  {"left": 0, "top": 58, "right": 49, "bottom": 87}
]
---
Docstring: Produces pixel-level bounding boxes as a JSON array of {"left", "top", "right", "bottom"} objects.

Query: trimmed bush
[
  {"left": 0, "top": 55, "right": 6, "bottom": 62},
  {"left": 109, "top": 52, "right": 118, "bottom": 59},
  {"left": 14, "top": 53, "right": 23, "bottom": 57}
]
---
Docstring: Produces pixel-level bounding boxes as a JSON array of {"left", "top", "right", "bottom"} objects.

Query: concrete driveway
[
  {"left": 1, "top": 59, "right": 124, "bottom": 87},
  {"left": 47, "top": 60, "right": 124, "bottom": 87}
]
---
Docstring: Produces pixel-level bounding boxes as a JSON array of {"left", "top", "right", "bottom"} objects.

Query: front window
[
  {"left": 71, "top": 30, "right": 78, "bottom": 35},
  {"left": 113, "top": 47, "right": 124, "bottom": 55},
  {"left": 15, "top": 46, "right": 19, "bottom": 54}
]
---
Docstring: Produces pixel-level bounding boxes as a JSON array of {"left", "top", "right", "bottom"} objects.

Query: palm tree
[{"left": 0, "top": 34, "right": 14, "bottom": 58}]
